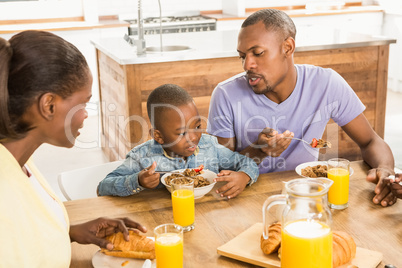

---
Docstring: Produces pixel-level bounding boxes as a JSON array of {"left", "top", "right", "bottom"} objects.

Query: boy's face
[{"left": 156, "top": 101, "right": 202, "bottom": 158}]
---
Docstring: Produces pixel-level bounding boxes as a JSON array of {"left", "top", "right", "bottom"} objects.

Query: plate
[
  {"left": 295, "top": 161, "right": 354, "bottom": 177},
  {"left": 161, "top": 169, "right": 217, "bottom": 199},
  {"left": 92, "top": 250, "right": 156, "bottom": 268},
  {"left": 92, "top": 236, "right": 156, "bottom": 268}
]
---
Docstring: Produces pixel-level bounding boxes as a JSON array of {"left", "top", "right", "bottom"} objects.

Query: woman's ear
[
  {"left": 283, "top": 37, "right": 295, "bottom": 57},
  {"left": 38, "top": 93, "right": 56, "bottom": 120},
  {"left": 150, "top": 128, "right": 164, "bottom": 144}
]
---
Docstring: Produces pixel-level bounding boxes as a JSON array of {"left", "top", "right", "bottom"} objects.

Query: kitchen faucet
[
  {"left": 136, "top": 0, "right": 146, "bottom": 55},
  {"left": 124, "top": 0, "right": 164, "bottom": 55}
]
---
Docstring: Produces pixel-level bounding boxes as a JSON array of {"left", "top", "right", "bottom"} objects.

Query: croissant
[
  {"left": 101, "top": 230, "right": 156, "bottom": 259},
  {"left": 332, "top": 230, "right": 356, "bottom": 267},
  {"left": 260, "top": 222, "right": 282, "bottom": 254},
  {"left": 261, "top": 223, "right": 356, "bottom": 268}
]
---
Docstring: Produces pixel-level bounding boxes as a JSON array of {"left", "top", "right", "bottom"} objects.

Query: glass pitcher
[{"left": 263, "top": 178, "right": 333, "bottom": 268}]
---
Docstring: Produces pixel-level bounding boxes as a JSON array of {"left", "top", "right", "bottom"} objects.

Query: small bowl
[{"left": 161, "top": 169, "right": 217, "bottom": 199}]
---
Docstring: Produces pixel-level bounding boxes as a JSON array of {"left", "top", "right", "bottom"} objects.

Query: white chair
[{"left": 58, "top": 160, "right": 123, "bottom": 201}]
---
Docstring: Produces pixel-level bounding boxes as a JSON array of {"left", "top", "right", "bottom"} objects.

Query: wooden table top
[{"left": 65, "top": 160, "right": 402, "bottom": 268}]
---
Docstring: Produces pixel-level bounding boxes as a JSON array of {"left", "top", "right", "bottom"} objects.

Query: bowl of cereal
[
  {"left": 295, "top": 161, "right": 354, "bottom": 177},
  {"left": 161, "top": 168, "right": 217, "bottom": 199}
]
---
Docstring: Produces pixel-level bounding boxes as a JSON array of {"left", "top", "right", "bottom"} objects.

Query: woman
[{"left": 0, "top": 30, "right": 147, "bottom": 267}]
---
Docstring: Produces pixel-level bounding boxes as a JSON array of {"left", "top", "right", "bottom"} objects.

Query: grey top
[{"left": 91, "top": 29, "right": 396, "bottom": 65}]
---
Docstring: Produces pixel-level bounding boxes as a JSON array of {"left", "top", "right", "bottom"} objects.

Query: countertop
[{"left": 90, "top": 29, "right": 396, "bottom": 65}]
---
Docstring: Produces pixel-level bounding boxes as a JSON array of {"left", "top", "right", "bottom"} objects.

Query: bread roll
[
  {"left": 101, "top": 230, "right": 155, "bottom": 259},
  {"left": 260, "top": 222, "right": 282, "bottom": 254},
  {"left": 332, "top": 231, "right": 356, "bottom": 267}
]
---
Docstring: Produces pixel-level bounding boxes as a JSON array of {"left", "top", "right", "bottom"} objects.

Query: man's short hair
[
  {"left": 241, "top": 9, "right": 296, "bottom": 40},
  {"left": 147, "top": 84, "right": 193, "bottom": 128}
]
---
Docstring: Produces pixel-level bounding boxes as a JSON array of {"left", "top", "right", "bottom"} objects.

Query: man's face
[{"left": 237, "top": 21, "right": 290, "bottom": 95}]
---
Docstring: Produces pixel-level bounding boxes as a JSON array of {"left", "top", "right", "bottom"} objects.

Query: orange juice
[
  {"left": 281, "top": 220, "right": 332, "bottom": 268},
  {"left": 155, "top": 233, "right": 183, "bottom": 268},
  {"left": 327, "top": 167, "right": 349, "bottom": 205},
  {"left": 172, "top": 189, "right": 195, "bottom": 227}
]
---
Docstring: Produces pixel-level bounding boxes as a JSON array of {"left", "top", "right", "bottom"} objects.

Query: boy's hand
[
  {"left": 214, "top": 170, "right": 251, "bottom": 199},
  {"left": 138, "top": 161, "right": 160, "bottom": 189}
]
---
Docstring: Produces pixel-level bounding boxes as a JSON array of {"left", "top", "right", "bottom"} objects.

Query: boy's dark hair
[
  {"left": 147, "top": 84, "right": 193, "bottom": 128},
  {"left": 242, "top": 9, "right": 296, "bottom": 40}
]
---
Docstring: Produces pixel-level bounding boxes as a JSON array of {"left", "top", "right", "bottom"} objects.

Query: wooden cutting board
[{"left": 217, "top": 223, "right": 383, "bottom": 268}]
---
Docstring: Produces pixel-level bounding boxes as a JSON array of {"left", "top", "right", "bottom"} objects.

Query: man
[{"left": 207, "top": 9, "right": 397, "bottom": 206}]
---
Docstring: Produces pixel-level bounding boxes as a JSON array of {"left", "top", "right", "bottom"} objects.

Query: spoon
[{"left": 283, "top": 137, "right": 330, "bottom": 148}]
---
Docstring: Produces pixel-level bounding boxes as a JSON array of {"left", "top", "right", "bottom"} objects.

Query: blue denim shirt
[{"left": 98, "top": 134, "right": 259, "bottom": 196}]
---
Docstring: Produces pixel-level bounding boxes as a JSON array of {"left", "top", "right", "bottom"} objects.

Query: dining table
[{"left": 66, "top": 160, "right": 402, "bottom": 268}]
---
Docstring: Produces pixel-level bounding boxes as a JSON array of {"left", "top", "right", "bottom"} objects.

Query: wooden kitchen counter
[
  {"left": 66, "top": 160, "right": 402, "bottom": 267},
  {"left": 91, "top": 30, "right": 395, "bottom": 162}
]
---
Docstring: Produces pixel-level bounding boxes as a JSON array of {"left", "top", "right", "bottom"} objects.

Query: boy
[{"left": 97, "top": 84, "right": 259, "bottom": 199}]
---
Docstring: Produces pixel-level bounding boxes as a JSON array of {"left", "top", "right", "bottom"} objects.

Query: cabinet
[{"left": 215, "top": 12, "right": 383, "bottom": 36}]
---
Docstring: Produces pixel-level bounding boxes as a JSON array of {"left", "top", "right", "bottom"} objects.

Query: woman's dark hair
[
  {"left": 242, "top": 9, "right": 296, "bottom": 40},
  {"left": 0, "top": 30, "right": 89, "bottom": 140}
]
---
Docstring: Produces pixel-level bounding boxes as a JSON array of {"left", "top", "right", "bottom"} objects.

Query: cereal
[{"left": 165, "top": 168, "right": 210, "bottom": 188}]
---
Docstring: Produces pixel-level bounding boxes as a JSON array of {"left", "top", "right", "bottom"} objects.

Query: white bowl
[
  {"left": 161, "top": 169, "right": 217, "bottom": 199},
  {"left": 295, "top": 161, "right": 354, "bottom": 177}
]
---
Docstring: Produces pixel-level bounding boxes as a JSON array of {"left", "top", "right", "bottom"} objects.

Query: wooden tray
[{"left": 217, "top": 223, "right": 383, "bottom": 268}]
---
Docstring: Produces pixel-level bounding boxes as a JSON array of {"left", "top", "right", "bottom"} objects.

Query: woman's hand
[{"left": 69, "top": 217, "right": 147, "bottom": 250}]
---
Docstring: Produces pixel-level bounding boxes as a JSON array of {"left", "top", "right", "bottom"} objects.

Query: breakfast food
[
  {"left": 261, "top": 223, "right": 356, "bottom": 268},
  {"left": 101, "top": 230, "right": 155, "bottom": 259},
  {"left": 164, "top": 166, "right": 210, "bottom": 188},
  {"left": 311, "top": 138, "right": 332, "bottom": 148},
  {"left": 301, "top": 164, "right": 328, "bottom": 177},
  {"left": 332, "top": 231, "right": 357, "bottom": 267},
  {"left": 260, "top": 222, "right": 282, "bottom": 254}
]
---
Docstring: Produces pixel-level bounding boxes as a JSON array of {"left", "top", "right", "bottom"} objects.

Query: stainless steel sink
[{"left": 146, "top": 45, "right": 191, "bottom": 53}]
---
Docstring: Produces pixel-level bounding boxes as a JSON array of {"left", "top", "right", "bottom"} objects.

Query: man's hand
[
  {"left": 388, "top": 173, "right": 402, "bottom": 199},
  {"left": 214, "top": 170, "right": 251, "bottom": 199},
  {"left": 69, "top": 217, "right": 147, "bottom": 250},
  {"left": 255, "top": 128, "right": 293, "bottom": 157},
  {"left": 138, "top": 161, "right": 160, "bottom": 189},
  {"left": 366, "top": 167, "right": 397, "bottom": 206}
]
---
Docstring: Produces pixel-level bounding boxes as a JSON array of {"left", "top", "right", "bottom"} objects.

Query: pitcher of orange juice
[{"left": 263, "top": 178, "right": 334, "bottom": 268}]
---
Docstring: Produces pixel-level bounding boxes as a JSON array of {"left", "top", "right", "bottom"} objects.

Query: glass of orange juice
[
  {"left": 327, "top": 158, "right": 350, "bottom": 209},
  {"left": 171, "top": 177, "right": 195, "bottom": 232},
  {"left": 154, "top": 223, "right": 183, "bottom": 268}
]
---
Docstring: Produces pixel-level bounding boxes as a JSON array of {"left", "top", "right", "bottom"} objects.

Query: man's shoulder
[
  {"left": 296, "top": 64, "right": 338, "bottom": 79},
  {"left": 216, "top": 72, "right": 247, "bottom": 89}
]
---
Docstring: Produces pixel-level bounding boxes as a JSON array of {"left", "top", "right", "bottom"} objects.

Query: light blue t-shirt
[{"left": 207, "top": 64, "right": 365, "bottom": 173}]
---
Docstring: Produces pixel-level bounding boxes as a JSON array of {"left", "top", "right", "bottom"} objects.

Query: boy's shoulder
[
  {"left": 199, "top": 134, "right": 218, "bottom": 146},
  {"left": 126, "top": 139, "right": 163, "bottom": 158}
]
